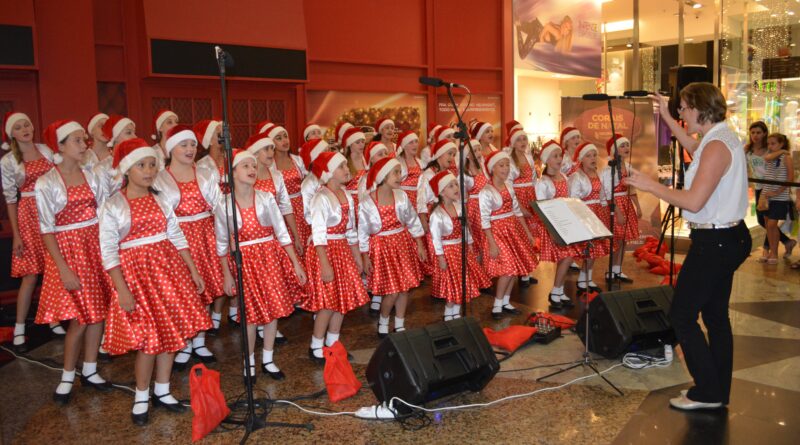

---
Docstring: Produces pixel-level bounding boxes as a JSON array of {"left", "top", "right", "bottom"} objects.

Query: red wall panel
[
  {"left": 0, "top": 0, "right": 35, "bottom": 26},
  {"left": 434, "top": 0, "right": 503, "bottom": 70}
]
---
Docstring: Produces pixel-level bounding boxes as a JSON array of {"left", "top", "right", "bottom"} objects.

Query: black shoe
[
  {"left": 207, "top": 326, "right": 220, "bottom": 337},
  {"left": 479, "top": 287, "right": 493, "bottom": 295},
  {"left": 98, "top": 350, "right": 112, "bottom": 363},
  {"left": 616, "top": 273, "right": 634, "bottom": 283},
  {"left": 502, "top": 304, "right": 521, "bottom": 315},
  {"left": 589, "top": 284, "right": 602, "bottom": 293},
  {"left": 519, "top": 278, "right": 531, "bottom": 288},
  {"left": 12, "top": 334, "right": 28, "bottom": 353},
  {"left": 228, "top": 314, "right": 240, "bottom": 327},
  {"left": 172, "top": 361, "right": 190, "bottom": 373},
  {"left": 261, "top": 362, "right": 285, "bottom": 380},
  {"left": 605, "top": 272, "right": 617, "bottom": 283},
  {"left": 529, "top": 277, "right": 538, "bottom": 284},
  {"left": 80, "top": 372, "right": 113, "bottom": 392},
  {"left": 152, "top": 393, "right": 187, "bottom": 413},
  {"left": 274, "top": 335, "right": 288, "bottom": 346},
  {"left": 53, "top": 383, "right": 72, "bottom": 406},
  {"left": 131, "top": 401, "right": 149, "bottom": 426},
  {"left": 560, "top": 296, "right": 575, "bottom": 308},
  {"left": 492, "top": 310, "right": 504, "bottom": 320},
  {"left": 569, "top": 263, "right": 581, "bottom": 271},
  {"left": 192, "top": 346, "right": 217, "bottom": 364},
  {"left": 548, "top": 294, "right": 563, "bottom": 309},
  {"left": 308, "top": 347, "right": 325, "bottom": 365}
]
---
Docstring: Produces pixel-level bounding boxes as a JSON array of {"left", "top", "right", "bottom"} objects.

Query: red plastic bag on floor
[
  {"left": 323, "top": 341, "right": 362, "bottom": 403},
  {"left": 483, "top": 326, "right": 538, "bottom": 352},
  {"left": 0, "top": 327, "right": 13, "bottom": 344},
  {"left": 190, "top": 364, "right": 230, "bottom": 442},
  {"left": 527, "top": 312, "right": 577, "bottom": 329}
]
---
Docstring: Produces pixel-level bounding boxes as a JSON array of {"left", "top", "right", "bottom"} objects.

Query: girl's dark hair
[
  {"left": 371, "top": 133, "right": 381, "bottom": 142},
  {"left": 424, "top": 159, "right": 443, "bottom": 172},
  {"left": 767, "top": 132, "right": 789, "bottom": 151},
  {"left": 745, "top": 121, "right": 768, "bottom": 153},
  {"left": 679, "top": 82, "right": 727, "bottom": 124}
]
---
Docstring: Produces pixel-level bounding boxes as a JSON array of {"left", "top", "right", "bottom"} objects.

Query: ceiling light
[
  {"left": 789, "top": 11, "right": 796, "bottom": 15},
  {"left": 603, "top": 19, "right": 634, "bottom": 33},
  {"left": 686, "top": 38, "right": 694, "bottom": 42},
  {"left": 626, "top": 42, "right": 633, "bottom": 48}
]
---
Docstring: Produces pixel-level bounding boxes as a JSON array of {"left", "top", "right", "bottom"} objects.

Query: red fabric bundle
[
  {"left": 190, "top": 364, "right": 231, "bottom": 442},
  {"left": 323, "top": 341, "right": 362, "bottom": 403},
  {"left": 483, "top": 326, "right": 538, "bottom": 352},
  {"left": 0, "top": 327, "right": 13, "bottom": 344}
]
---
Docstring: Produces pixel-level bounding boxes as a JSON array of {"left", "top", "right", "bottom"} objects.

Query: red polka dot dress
[
  {"left": 610, "top": 169, "right": 640, "bottom": 245},
  {"left": 581, "top": 176, "right": 610, "bottom": 259},
  {"left": 345, "top": 169, "right": 366, "bottom": 216},
  {"left": 301, "top": 193, "right": 369, "bottom": 314},
  {"left": 512, "top": 162, "right": 538, "bottom": 233},
  {"left": 11, "top": 157, "right": 52, "bottom": 277},
  {"left": 103, "top": 194, "right": 211, "bottom": 356},
  {"left": 281, "top": 164, "right": 311, "bottom": 246},
  {"left": 481, "top": 187, "right": 538, "bottom": 277},
  {"left": 233, "top": 202, "right": 295, "bottom": 325},
  {"left": 467, "top": 172, "right": 489, "bottom": 254},
  {"left": 400, "top": 160, "right": 421, "bottom": 206},
  {"left": 537, "top": 180, "right": 582, "bottom": 263},
  {"left": 366, "top": 196, "right": 423, "bottom": 295},
  {"left": 431, "top": 207, "right": 490, "bottom": 303},
  {"left": 173, "top": 178, "right": 225, "bottom": 305},
  {"left": 36, "top": 180, "right": 113, "bottom": 325}
]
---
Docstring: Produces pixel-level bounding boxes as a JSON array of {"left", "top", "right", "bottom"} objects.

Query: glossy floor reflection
[{"left": 1, "top": 246, "right": 798, "bottom": 444}]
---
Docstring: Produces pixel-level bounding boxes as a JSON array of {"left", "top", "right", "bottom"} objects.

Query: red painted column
[
  {"left": 501, "top": 0, "right": 514, "bottom": 135},
  {"left": 34, "top": 0, "right": 98, "bottom": 124}
]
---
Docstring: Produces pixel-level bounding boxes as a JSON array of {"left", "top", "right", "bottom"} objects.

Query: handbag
[
  {"left": 323, "top": 341, "right": 362, "bottom": 403},
  {"left": 190, "top": 364, "right": 231, "bottom": 442}
]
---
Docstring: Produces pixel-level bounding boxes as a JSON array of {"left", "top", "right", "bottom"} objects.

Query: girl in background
[
  {"left": 417, "top": 140, "right": 458, "bottom": 275},
  {"left": 83, "top": 113, "right": 109, "bottom": 168},
  {"left": 396, "top": 130, "right": 423, "bottom": 205},
  {"left": 559, "top": 127, "right": 582, "bottom": 176},
  {"left": 373, "top": 118, "right": 396, "bottom": 152},
  {"left": 150, "top": 110, "right": 178, "bottom": 170},
  {"left": 761, "top": 133, "right": 795, "bottom": 265},
  {"left": 93, "top": 115, "right": 137, "bottom": 203},
  {"left": 507, "top": 127, "right": 539, "bottom": 286}
]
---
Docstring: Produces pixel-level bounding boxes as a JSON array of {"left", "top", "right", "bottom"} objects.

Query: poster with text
[
  {"left": 435, "top": 94, "right": 502, "bottom": 147},
  {"left": 513, "top": 0, "right": 602, "bottom": 78}
]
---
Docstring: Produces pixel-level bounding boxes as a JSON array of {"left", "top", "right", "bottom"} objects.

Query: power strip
[{"left": 355, "top": 402, "right": 397, "bottom": 419}]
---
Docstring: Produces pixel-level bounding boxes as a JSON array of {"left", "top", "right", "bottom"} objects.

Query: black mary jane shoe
[
  {"left": 519, "top": 279, "right": 531, "bottom": 288},
  {"left": 589, "top": 284, "right": 602, "bottom": 293},
  {"left": 502, "top": 304, "right": 521, "bottom": 315},
  {"left": 98, "top": 351, "right": 112, "bottom": 363},
  {"left": 616, "top": 273, "right": 634, "bottom": 283},
  {"left": 377, "top": 331, "right": 389, "bottom": 340},
  {"left": 192, "top": 346, "right": 217, "bottom": 364},
  {"left": 548, "top": 294, "right": 564, "bottom": 309},
  {"left": 206, "top": 326, "right": 220, "bottom": 337},
  {"left": 228, "top": 314, "right": 240, "bottom": 328},
  {"left": 261, "top": 362, "right": 286, "bottom": 380},
  {"left": 492, "top": 310, "right": 504, "bottom": 320},
  {"left": 80, "top": 372, "right": 113, "bottom": 392},
  {"left": 131, "top": 401, "right": 149, "bottom": 426},
  {"left": 53, "top": 385, "right": 73, "bottom": 406},
  {"left": 274, "top": 335, "right": 288, "bottom": 346},
  {"left": 172, "top": 360, "right": 191, "bottom": 373},
  {"left": 560, "top": 297, "right": 575, "bottom": 308},
  {"left": 12, "top": 335, "right": 28, "bottom": 354},
  {"left": 152, "top": 393, "right": 187, "bottom": 413},
  {"left": 308, "top": 347, "right": 325, "bottom": 365}
]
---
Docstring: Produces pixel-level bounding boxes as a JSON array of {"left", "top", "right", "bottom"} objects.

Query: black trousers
[
  {"left": 754, "top": 188, "right": 790, "bottom": 248},
  {"left": 670, "top": 221, "right": 751, "bottom": 404}
]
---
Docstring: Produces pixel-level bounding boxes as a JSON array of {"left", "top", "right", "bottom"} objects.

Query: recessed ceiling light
[
  {"left": 626, "top": 43, "right": 633, "bottom": 47},
  {"left": 686, "top": 38, "right": 694, "bottom": 42}
]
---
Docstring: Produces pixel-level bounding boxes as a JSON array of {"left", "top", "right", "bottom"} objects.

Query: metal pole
[
  {"left": 632, "top": 0, "right": 641, "bottom": 90},
  {"left": 678, "top": 0, "right": 685, "bottom": 65}
]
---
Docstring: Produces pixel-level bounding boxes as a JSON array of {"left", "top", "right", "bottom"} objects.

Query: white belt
[
  {"left": 120, "top": 233, "right": 167, "bottom": 250},
  {"left": 584, "top": 199, "right": 601, "bottom": 205},
  {"left": 288, "top": 192, "right": 301, "bottom": 199},
  {"left": 614, "top": 192, "right": 630, "bottom": 197},
  {"left": 176, "top": 211, "right": 211, "bottom": 223},
  {"left": 442, "top": 238, "right": 463, "bottom": 246},
  {"left": 400, "top": 185, "right": 417, "bottom": 191},
  {"left": 490, "top": 211, "right": 514, "bottom": 221},
  {"left": 347, "top": 189, "right": 359, "bottom": 195},
  {"left": 512, "top": 183, "right": 532, "bottom": 189},
  {"left": 469, "top": 194, "right": 480, "bottom": 200},
  {"left": 688, "top": 220, "right": 742, "bottom": 230},
  {"left": 54, "top": 217, "right": 98, "bottom": 233},
  {"left": 19, "top": 191, "right": 36, "bottom": 198},
  {"left": 327, "top": 233, "right": 347, "bottom": 240},
  {"left": 377, "top": 227, "right": 405, "bottom": 237},
  {"left": 239, "top": 235, "right": 274, "bottom": 247}
]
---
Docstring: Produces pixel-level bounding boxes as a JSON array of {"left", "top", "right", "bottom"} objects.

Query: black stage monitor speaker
[
  {"left": 577, "top": 286, "right": 676, "bottom": 359},
  {"left": 366, "top": 317, "right": 499, "bottom": 411},
  {"left": 668, "top": 65, "right": 712, "bottom": 120}
]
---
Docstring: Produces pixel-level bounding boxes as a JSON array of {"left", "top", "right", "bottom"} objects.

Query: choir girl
[
  {"left": 357, "top": 141, "right": 390, "bottom": 206},
  {"left": 299, "top": 138, "right": 333, "bottom": 244},
  {"left": 396, "top": 130, "right": 424, "bottom": 205},
  {"left": 342, "top": 128, "right": 368, "bottom": 212},
  {"left": 335, "top": 121, "right": 354, "bottom": 147},
  {"left": 83, "top": 113, "right": 110, "bottom": 168},
  {"left": 472, "top": 121, "right": 497, "bottom": 159},
  {"left": 194, "top": 119, "right": 224, "bottom": 179},
  {"left": 93, "top": 114, "right": 137, "bottom": 203},
  {"left": 34, "top": 120, "right": 114, "bottom": 403},
  {"left": 601, "top": 134, "right": 641, "bottom": 282},
  {"left": 214, "top": 149, "right": 306, "bottom": 382},
  {"left": 463, "top": 139, "right": 490, "bottom": 259},
  {"left": 420, "top": 122, "right": 443, "bottom": 165},
  {"left": 98, "top": 138, "right": 211, "bottom": 425},
  {"left": 559, "top": 126, "right": 582, "bottom": 175},
  {"left": 150, "top": 109, "right": 178, "bottom": 170},
  {"left": 358, "top": 157, "right": 426, "bottom": 337},
  {"left": 1, "top": 111, "right": 61, "bottom": 351},
  {"left": 153, "top": 125, "right": 224, "bottom": 369},
  {"left": 507, "top": 127, "right": 539, "bottom": 285},
  {"left": 303, "top": 123, "right": 324, "bottom": 143},
  {"left": 479, "top": 151, "right": 537, "bottom": 319},
  {"left": 266, "top": 123, "right": 312, "bottom": 250},
  {"left": 373, "top": 118, "right": 396, "bottom": 151},
  {"left": 301, "top": 151, "right": 369, "bottom": 363},
  {"left": 417, "top": 139, "right": 458, "bottom": 275}
]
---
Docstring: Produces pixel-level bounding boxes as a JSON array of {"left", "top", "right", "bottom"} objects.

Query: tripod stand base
[{"left": 536, "top": 358, "right": 624, "bottom": 396}]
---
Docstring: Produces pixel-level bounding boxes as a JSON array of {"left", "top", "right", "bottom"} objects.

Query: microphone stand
[{"left": 604, "top": 97, "right": 623, "bottom": 291}]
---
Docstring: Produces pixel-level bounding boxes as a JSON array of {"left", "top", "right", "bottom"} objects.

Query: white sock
[
  {"left": 262, "top": 349, "right": 280, "bottom": 372},
  {"left": 325, "top": 332, "right": 340, "bottom": 347},
  {"left": 56, "top": 369, "right": 75, "bottom": 395},
  {"left": 82, "top": 362, "right": 105, "bottom": 384},
  {"left": 132, "top": 387, "right": 150, "bottom": 415},
  {"left": 521, "top": 275, "right": 529, "bottom": 283},
  {"left": 578, "top": 270, "right": 587, "bottom": 284},
  {"left": 211, "top": 312, "right": 222, "bottom": 329},
  {"left": 175, "top": 344, "right": 192, "bottom": 363},
  {"left": 370, "top": 295, "right": 382, "bottom": 310},
  {"left": 492, "top": 298, "right": 503, "bottom": 313},
  {"left": 444, "top": 305, "right": 454, "bottom": 320},
  {"left": 394, "top": 317, "right": 405, "bottom": 331},
  {"left": 588, "top": 269, "right": 594, "bottom": 281},
  {"left": 502, "top": 294, "right": 514, "bottom": 308},
  {"left": 229, "top": 306, "right": 238, "bottom": 319},
  {"left": 378, "top": 316, "right": 390, "bottom": 334},
  {"left": 276, "top": 330, "right": 285, "bottom": 339},
  {"left": 154, "top": 381, "right": 178, "bottom": 404},
  {"left": 257, "top": 325, "right": 264, "bottom": 339},
  {"left": 51, "top": 323, "right": 66, "bottom": 335},
  {"left": 551, "top": 286, "right": 564, "bottom": 298},
  {"left": 13, "top": 323, "right": 25, "bottom": 345},
  {"left": 192, "top": 336, "right": 213, "bottom": 357},
  {"left": 612, "top": 265, "right": 621, "bottom": 274},
  {"left": 452, "top": 305, "right": 462, "bottom": 318},
  {"left": 310, "top": 336, "right": 324, "bottom": 358}
]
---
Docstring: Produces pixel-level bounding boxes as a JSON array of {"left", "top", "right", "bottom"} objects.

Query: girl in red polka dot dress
[
  {"left": 265, "top": 124, "right": 312, "bottom": 249},
  {"left": 535, "top": 141, "right": 581, "bottom": 309},
  {"left": 194, "top": 119, "right": 227, "bottom": 192},
  {"left": 396, "top": 130, "right": 423, "bottom": 206},
  {"left": 357, "top": 141, "right": 390, "bottom": 311},
  {"left": 479, "top": 151, "right": 538, "bottom": 319},
  {"left": 302, "top": 151, "right": 369, "bottom": 363},
  {"left": 300, "top": 138, "right": 334, "bottom": 249},
  {"left": 98, "top": 138, "right": 211, "bottom": 426},
  {"left": 34, "top": 121, "right": 115, "bottom": 404},
  {"left": 358, "top": 157, "right": 426, "bottom": 338},
  {"left": 429, "top": 171, "right": 490, "bottom": 320},
  {"left": 342, "top": 127, "right": 367, "bottom": 212},
  {"left": 416, "top": 139, "right": 459, "bottom": 276},
  {"left": 568, "top": 142, "right": 611, "bottom": 293},
  {"left": 1, "top": 111, "right": 63, "bottom": 352},
  {"left": 215, "top": 149, "right": 307, "bottom": 382},
  {"left": 463, "top": 139, "right": 491, "bottom": 261},
  {"left": 153, "top": 125, "right": 225, "bottom": 370}
]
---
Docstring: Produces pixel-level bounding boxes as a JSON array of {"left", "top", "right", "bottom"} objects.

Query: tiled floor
[{"left": 1, "top": 243, "right": 798, "bottom": 444}]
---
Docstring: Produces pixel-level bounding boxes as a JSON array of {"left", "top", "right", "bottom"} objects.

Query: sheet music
[{"left": 534, "top": 198, "right": 612, "bottom": 245}]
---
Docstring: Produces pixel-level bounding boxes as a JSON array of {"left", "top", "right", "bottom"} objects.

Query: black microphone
[
  {"left": 623, "top": 90, "right": 650, "bottom": 97},
  {"left": 215, "top": 45, "right": 235, "bottom": 67},
  {"left": 419, "top": 76, "right": 463, "bottom": 88},
  {"left": 582, "top": 93, "right": 612, "bottom": 101}
]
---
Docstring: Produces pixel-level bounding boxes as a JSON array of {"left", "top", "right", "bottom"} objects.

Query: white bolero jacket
[
  {"left": 35, "top": 168, "right": 104, "bottom": 234},
  {"left": 415, "top": 168, "right": 438, "bottom": 214},
  {"left": 98, "top": 191, "right": 188, "bottom": 271},
  {"left": 309, "top": 185, "right": 358, "bottom": 247},
  {"left": 568, "top": 169, "right": 607, "bottom": 203},
  {"left": 266, "top": 166, "right": 294, "bottom": 216},
  {"left": 1, "top": 144, "right": 54, "bottom": 204},
  {"left": 300, "top": 172, "right": 321, "bottom": 225},
  {"left": 213, "top": 190, "right": 291, "bottom": 257},
  {"left": 478, "top": 183, "right": 523, "bottom": 230},
  {"left": 357, "top": 189, "right": 424, "bottom": 253},
  {"left": 153, "top": 167, "right": 223, "bottom": 216},
  {"left": 91, "top": 156, "right": 121, "bottom": 205},
  {"left": 534, "top": 175, "right": 559, "bottom": 201},
  {"left": 508, "top": 152, "right": 536, "bottom": 183},
  {"left": 429, "top": 204, "right": 473, "bottom": 256},
  {"left": 599, "top": 164, "right": 632, "bottom": 202}
]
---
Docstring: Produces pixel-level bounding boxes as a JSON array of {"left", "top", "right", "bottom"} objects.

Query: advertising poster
[
  {"left": 513, "top": 0, "right": 602, "bottom": 78},
  {"left": 435, "top": 94, "right": 502, "bottom": 147}
]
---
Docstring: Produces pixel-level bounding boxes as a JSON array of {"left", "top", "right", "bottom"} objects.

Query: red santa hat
[
  {"left": 429, "top": 171, "right": 457, "bottom": 197},
  {"left": 300, "top": 138, "right": 329, "bottom": 170},
  {"left": 430, "top": 139, "right": 457, "bottom": 162},
  {"left": 560, "top": 127, "right": 581, "bottom": 147},
  {"left": 366, "top": 157, "right": 401, "bottom": 191},
  {"left": 427, "top": 123, "right": 443, "bottom": 142},
  {"left": 505, "top": 120, "right": 523, "bottom": 134},
  {"left": 365, "top": 141, "right": 389, "bottom": 165},
  {"left": 102, "top": 115, "right": 135, "bottom": 147},
  {"left": 374, "top": 118, "right": 394, "bottom": 133},
  {"left": 245, "top": 132, "right": 275, "bottom": 155},
  {"left": 435, "top": 126, "right": 456, "bottom": 142},
  {"left": 43, "top": 120, "right": 84, "bottom": 164},
  {"left": 303, "top": 123, "right": 322, "bottom": 141},
  {"left": 312, "top": 151, "right": 347, "bottom": 184},
  {"left": 484, "top": 150, "right": 510, "bottom": 175},
  {"left": 396, "top": 130, "right": 418, "bottom": 155},
  {"left": 505, "top": 128, "right": 527, "bottom": 148},
  {"left": 231, "top": 148, "right": 256, "bottom": 169},
  {"left": 335, "top": 122, "right": 354, "bottom": 144},
  {"left": 266, "top": 125, "right": 288, "bottom": 141},
  {"left": 112, "top": 138, "right": 158, "bottom": 175},
  {"left": 86, "top": 113, "right": 109, "bottom": 135},
  {"left": 151, "top": 109, "right": 178, "bottom": 140},
  {"left": 470, "top": 121, "right": 492, "bottom": 141},
  {"left": 164, "top": 124, "right": 197, "bottom": 157},
  {"left": 256, "top": 120, "right": 274, "bottom": 134},
  {"left": 193, "top": 119, "right": 221, "bottom": 148},
  {"left": 540, "top": 140, "right": 563, "bottom": 165},
  {"left": 342, "top": 127, "right": 366, "bottom": 149},
  {"left": 573, "top": 142, "right": 598, "bottom": 163},
  {"left": 2, "top": 111, "right": 32, "bottom": 150},
  {"left": 606, "top": 133, "right": 630, "bottom": 156}
]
